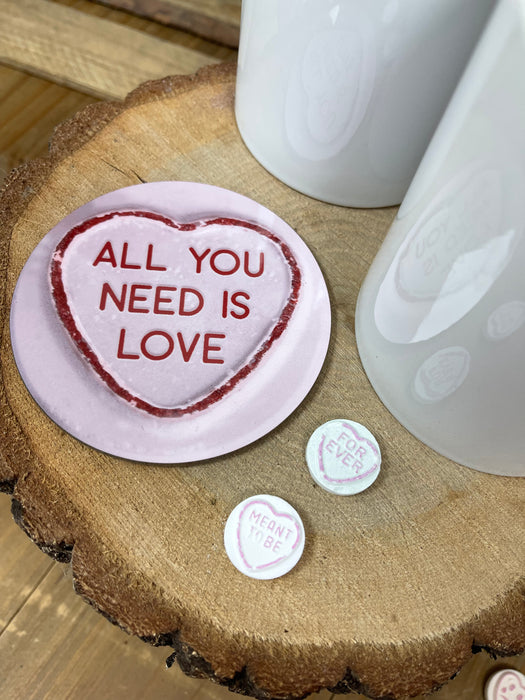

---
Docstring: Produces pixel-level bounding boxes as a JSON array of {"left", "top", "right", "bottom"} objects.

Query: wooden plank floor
[
  {"left": 1, "top": 491, "right": 524, "bottom": 699},
  {"left": 93, "top": 0, "right": 242, "bottom": 47},
  {"left": 0, "top": 495, "right": 333, "bottom": 699},
  {"left": 0, "top": 0, "right": 233, "bottom": 99},
  {"left": 0, "top": 1, "right": 523, "bottom": 698}
]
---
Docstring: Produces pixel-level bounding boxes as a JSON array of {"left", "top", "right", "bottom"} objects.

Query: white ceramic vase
[
  {"left": 356, "top": 0, "right": 525, "bottom": 476},
  {"left": 235, "top": 0, "right": 495, "bottom": 207}
]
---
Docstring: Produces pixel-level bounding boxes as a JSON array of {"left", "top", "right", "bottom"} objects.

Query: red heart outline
[{"left": 50, "top": 210, "right": 301, "bottom": 417}]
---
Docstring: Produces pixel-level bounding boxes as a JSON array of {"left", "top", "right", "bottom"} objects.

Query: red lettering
[
  {"left": 210, "top": 249, "right": 240, "bottom": 276},
  {"left": 128, "top": 284, "right": 152, "bottom": 314},
  {"left": 203, "top": 333, "right": 225, "bottom": 364},
  {"left": 145, "top": 244, "right": 167, "bottom": 271},
  {"left": 189, "top": 247, "right": 210, "bottom": 273},
  {"left": 120, "top": 242, "right": 141, "bottom": 269},
  {"left": 177, "top": 332, "right": 200, "bottom": 362},
  {"left": 189, "top": 247, "right": 265, "bottom": 277},
  {"left": 93, "top": 241, "right": 117, "bottom": 267},
  {"left": 116, "top": 329, "right": 227, "bottom": 363},
  {"left": 230, "top": 291, "right": 250, "bottom": 319},
  {"left": 179, "top": 288, "right": 204, "bottom": 316},
  {"left": 221, "top": 290, "right": 250, "bottom": 319},
  {"left": 117, "top": 328, "right": 139, "bottom": 360},
  {"left": 153, "top": 286, "right": 176, "bottom": 315},
  {"left": 99, "top": 282, "right": 127, "bottom": 311},
  {"left": 244, "top": 251, "right": 264, "bottom": 277},
  {"left": 140, "top": 330, "right": 174, "bottom": 361}
]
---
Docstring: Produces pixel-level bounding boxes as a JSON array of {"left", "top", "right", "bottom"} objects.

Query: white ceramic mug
[
  {"left": 235, "top": 0, "right": 495, "bottom": 207},
  {"left": 356, "top": 0, "right": 525, "bottom": 476}
]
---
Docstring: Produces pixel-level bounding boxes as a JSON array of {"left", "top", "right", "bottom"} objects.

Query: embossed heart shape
[
  {"left": 318, "top": 421, "right": 380, "bottom": 484},
  {"left": 237, "top": 498, "right": 302, "bottom": 571},
  {"left": 50, "top": 211, "right": 300, "bottom": 417}
]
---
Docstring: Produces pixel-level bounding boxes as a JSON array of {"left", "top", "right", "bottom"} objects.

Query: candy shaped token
[
  {"left": 306, "top": 419, "right": 381, "bottom": 495},
  {"left": 224, "top": 495, "right": 305, "bottom": 580},
  {"left": 10, "top": 182, "right": 331, "bottom": 463},
  {"left": 485, "top": 669, "right": 525, "bottom": 700}
]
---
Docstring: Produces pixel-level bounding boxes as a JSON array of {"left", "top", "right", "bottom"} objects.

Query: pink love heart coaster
[
  {"left": 306, "top": 419, "right": 381, "bottom": 495},
  {"left": 485, "top": 669, "right": 525, "bottom": 700},
  {"left": 50, "top": 210, "right": 299, "bottom": 417},
  {"left": 10, "top": 182, "right": 331, "bottom": 463},
  {"left": 224, "top": 495, "right": 305, "bottom": 580}
]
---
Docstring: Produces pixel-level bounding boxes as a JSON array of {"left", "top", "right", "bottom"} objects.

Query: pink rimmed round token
[
  {"left": 10, "top": 182, "right": 331, "bottom": 463},
  {"left": 306, "top": 419, "right": 381, "bottom": 495},
  {"left": 223, "top": 495, "right": 305, "bottom": 580},
  {"left": 485, "top": 669, "right": 525, "bottom": 700}
]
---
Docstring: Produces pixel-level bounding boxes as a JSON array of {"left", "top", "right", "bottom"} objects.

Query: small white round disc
[
  {"left": 223, "top": 495, "right": 305, "bottom": 580},
  {"left": 306, "top": 419, "right": 381, "bottom": 495},
  {"left": 485, "top": 668, "right": 525, "bottom": 700}
]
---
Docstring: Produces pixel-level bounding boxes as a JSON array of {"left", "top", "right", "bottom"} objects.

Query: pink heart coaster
[
  {"left": 10, "top": 182, "right": 331, "bottom": 463},
  {"left": 485, "top": 669, "right": 525, "bottom": 700},
  {"left": 224, "top": 495, "right": 305, "bottom": 579},
  {"left": 50, "top": 211, "right": 300, "bottom": 417}
]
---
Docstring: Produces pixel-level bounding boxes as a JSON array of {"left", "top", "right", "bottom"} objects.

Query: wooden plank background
[
  {"left": 93, "top": 0, "right": 241, "bottom": 47},
  {"left": 0, "top": 1, "right": 523, "bottom": 698},
  {"left": 0, "top": 0, "right": 233, "bottom": 99},
  {"left": 1, "top": 487, "right": 523, "bottom": 699}
]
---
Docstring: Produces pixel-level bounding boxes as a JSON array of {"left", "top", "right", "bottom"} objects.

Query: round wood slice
[{"left": 0, "top": 63, "right": 523, "bottom": 700}]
